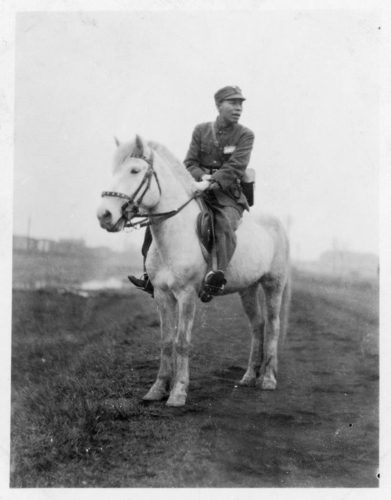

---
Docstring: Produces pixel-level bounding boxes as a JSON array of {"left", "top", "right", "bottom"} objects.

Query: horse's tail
[{"left": 279, "top": 267, "right": 291, "bottom": 345}]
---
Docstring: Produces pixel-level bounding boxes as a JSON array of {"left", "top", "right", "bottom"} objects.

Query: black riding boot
[
  {"left": 203, "top": 270, "right": 226, "bottom": 296},
  {"left": 128, "top": 272, "right": 154, "bottom": 296}
]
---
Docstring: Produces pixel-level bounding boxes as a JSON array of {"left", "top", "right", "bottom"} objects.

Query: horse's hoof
[
  {"left": 143, "top": 388, "right": 167, "bottom": 401},
  {"left": 258, "top": 376, "right": 277, "bottom": 391},
  {"left": 166, "top": 394, "right": 187, "bottom": 407},
  {"left": 238, "top": 374, "right": 256, "bottom": 386}
]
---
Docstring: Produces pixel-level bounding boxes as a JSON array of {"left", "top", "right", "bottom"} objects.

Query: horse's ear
[
  {"left": 135, "top": 135, "right": 144, "bottom": 155},
  {"left": 114, "top": 136, "right": 120, "bottom": 147}
]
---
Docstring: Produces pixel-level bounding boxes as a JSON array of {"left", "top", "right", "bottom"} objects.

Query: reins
[{"left": 101, "top": 151, "right": 202, "bottom": 231}]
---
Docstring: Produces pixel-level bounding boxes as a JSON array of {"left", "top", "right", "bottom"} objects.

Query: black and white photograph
[{"left": 1, "top": 0, "right": 389, "bottom": 496}]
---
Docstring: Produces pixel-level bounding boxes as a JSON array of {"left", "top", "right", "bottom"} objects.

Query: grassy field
[{"left": 10, "top": 271, "right": 379, "bottom": 487}]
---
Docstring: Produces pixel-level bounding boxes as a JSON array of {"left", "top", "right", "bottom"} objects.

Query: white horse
[{"left": 97, "top": 136, "right": 291, "bottom": 407}]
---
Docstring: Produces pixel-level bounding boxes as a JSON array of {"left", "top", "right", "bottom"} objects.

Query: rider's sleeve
[
  {"left": 211, "top": 128, "right": 255, "bottom": 190},
  {"left": 184, "top": 125, "right": 206, "bottom": 181}
]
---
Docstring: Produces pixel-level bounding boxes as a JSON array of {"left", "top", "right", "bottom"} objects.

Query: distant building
[
  {"left": 319, "top": 250, "right": 379, "bottom": 278},
  {"left": 13, "top": 235, "right": 39, "bottom": 252},
  {"left": 37, "top": 238, "right": 58, "bottom": 253},
  {"left": 13, "top": 235, "right": 88, "bottom": 255},
  {"left": 13, "top": 235, "right": 30, "bottom": 251}
]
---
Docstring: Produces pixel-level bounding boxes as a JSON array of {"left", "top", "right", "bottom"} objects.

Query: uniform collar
[{"left": 215, "top": 116, "right": 236, "bottom": 131}]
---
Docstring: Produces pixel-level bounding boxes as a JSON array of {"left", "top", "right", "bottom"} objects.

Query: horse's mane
[
  {"left": 113, "top": 138, "right": 196, "bottom": 195},
  {"left": 148, "top": 141, "right": 196, "bottom": 194}
]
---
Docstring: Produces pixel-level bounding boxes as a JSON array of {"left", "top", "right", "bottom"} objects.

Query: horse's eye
[{"left": 131, "top": 168, "right": 140, "bottom": 174}]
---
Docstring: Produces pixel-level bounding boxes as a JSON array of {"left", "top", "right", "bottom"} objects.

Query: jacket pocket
[{"left": 199, "top": 145, "right": 216, "bottom": 165}]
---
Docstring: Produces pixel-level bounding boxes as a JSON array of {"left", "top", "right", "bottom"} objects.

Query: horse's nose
[
  {"left": 97, "top": 208, "right": 112, "bottom": 224},
  {"left": 102, "top": 210, "right": 112, "bottom": 221}
]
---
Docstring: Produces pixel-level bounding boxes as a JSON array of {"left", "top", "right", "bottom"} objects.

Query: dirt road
[{"left": 11, "top": 271, "right": 379, "bottom": 487}]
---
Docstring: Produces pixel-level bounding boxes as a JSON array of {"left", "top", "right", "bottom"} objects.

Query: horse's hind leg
[
  {"left": 258, "top": 273, "right": 285, "bottom": 390},
  {"left": 143, "top": 290, "right": 177, "bottom": 401},
  {"left": 238, "top": 283, "right": 265, "bottom": 386}
]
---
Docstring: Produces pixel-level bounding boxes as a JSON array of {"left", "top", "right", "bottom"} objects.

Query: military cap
[{"left": 214, "top": 85, "right": 246, "bottom": 103}]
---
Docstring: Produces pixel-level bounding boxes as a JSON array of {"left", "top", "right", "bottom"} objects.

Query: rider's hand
[
  {"left": 194, "top": 180, "right": 212, "bottom": 192},
  {"left": 201, "top": 174, "right": 212, "bottom": 182}
]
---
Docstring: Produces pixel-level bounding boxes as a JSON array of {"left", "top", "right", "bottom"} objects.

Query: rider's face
[{"left": 217, "top": 99, "right": 243, "bottom": 125}]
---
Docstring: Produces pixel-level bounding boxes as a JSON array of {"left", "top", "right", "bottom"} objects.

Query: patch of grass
[
  {"left": 11, "top": 285, "right": 379, "bottom": 488},
  {"left": 11, "top": 289, "right": 165, "bottom": 487}
]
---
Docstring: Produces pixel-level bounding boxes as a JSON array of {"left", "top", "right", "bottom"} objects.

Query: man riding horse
[{"left": 128, "top": 85, "right": 255, "bottom": 301}]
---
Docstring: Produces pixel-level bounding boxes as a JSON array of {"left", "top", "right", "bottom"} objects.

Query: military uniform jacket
[{"left": 184, "top": 117, "right": 255, "bottom": 211}]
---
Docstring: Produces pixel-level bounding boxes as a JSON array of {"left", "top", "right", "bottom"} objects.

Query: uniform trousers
[
  {"left": 203, "top": 192, "right": 243, "bottom": 272},
  {"left": 142, "top": 192, "right": 243, "bottom": 274}
]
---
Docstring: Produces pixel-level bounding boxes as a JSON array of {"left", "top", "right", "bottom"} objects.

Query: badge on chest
[{"left": 224, "top": 145, "right": 236, "bottom": 154}]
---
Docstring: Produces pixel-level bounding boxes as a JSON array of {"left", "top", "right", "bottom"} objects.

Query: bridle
[
  {"left": 101, "top": 152, "right": 201, "bottom": 231},
  {"left": 102, "top": 152, "right": 161, "bottom": 229}
]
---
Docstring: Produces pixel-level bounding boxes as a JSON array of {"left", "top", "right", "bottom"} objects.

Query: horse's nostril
[{"left": 102, "top": 210, "right": 112, "bottom": 221}]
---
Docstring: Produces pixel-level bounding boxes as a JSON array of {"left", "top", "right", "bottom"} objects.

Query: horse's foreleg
[
  {"left": 238, "top": 283, "right": 265, "bottom": 386},
  {"left": 259, "top": 275, "right": 284, "bottom": 390},
  {"left": 167, "top": 290, "right": 197, "bottom": 407},
  {"left": 143, "top": 290, "right": 177, "bottom": 401}
]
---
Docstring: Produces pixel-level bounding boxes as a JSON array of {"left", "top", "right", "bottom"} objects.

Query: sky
[{"left": 10, "top": 6, "right": 381, "bottom": 261}]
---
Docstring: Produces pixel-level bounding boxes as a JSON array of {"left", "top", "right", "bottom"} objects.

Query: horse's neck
[{"left": 150, "top": 166, "right": 190, "bottom": 215}]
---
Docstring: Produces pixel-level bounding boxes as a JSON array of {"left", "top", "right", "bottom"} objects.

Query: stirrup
[
  {"left": 128, "top": 273, "right": 154, "bottom": 297},
  {"left": 203, "top": 270, "right": 226, "bottom": 296}
]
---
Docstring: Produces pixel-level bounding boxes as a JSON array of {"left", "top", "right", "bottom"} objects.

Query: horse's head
[{"left": 97, "top": 135, "right": 161, "bottom": 232}]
